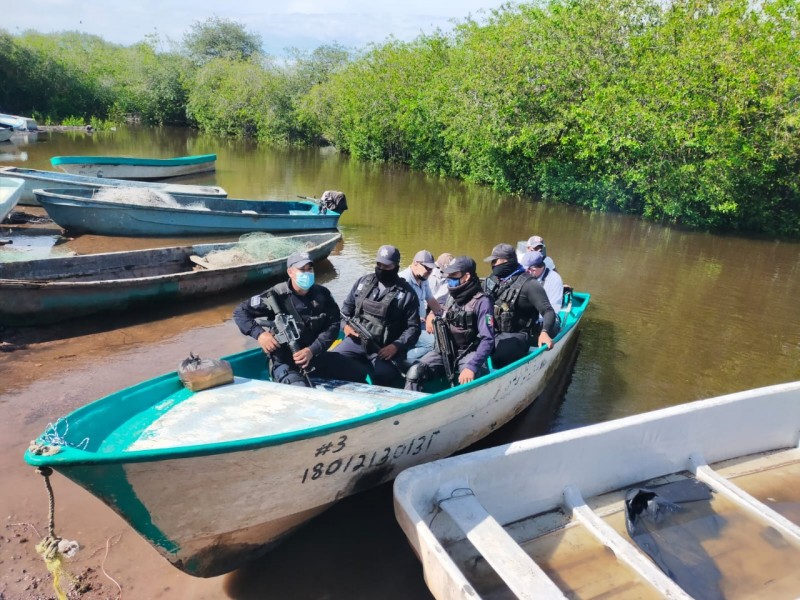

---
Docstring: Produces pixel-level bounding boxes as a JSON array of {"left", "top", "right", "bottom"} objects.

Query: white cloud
[{"left": 2, "top": 0, "right": 510, "bottom": 53}]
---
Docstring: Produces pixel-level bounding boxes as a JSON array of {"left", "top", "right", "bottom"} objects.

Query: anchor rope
[{"left": 34, "top": 465, "right": 73, "bottom": 600}]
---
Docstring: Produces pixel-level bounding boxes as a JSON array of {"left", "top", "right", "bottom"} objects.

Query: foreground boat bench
[{"left": 394, "top": 382, "right": 800, "bottom": 599}]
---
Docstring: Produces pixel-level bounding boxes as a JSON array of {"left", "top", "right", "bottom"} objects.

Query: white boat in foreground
[
  {"left": 394, "top": 381, "right": 800, "bottom": 600},
  {"left": 0, "top": 166, "right": 227, "bottom": 206},
  {"left": 25, "top": 293, "right": 589, "bottom": 577}
]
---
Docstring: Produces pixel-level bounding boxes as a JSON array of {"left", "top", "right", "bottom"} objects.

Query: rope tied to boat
[
  {"left": 429, "top": 487, "right": 475, "bottom": 527},
  {"left": 34, "top": 465, "right": 79, "bottom": 600}
]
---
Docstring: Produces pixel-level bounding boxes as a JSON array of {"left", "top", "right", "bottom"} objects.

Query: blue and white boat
[
  {"left": 34, "top": 187, "right": 345, "bottom": 236},
  {"left": 50, "top": 153, "right": 217, "bottom": 180},
  {"left": 0, "top": 166, "right": 227, "bottom": 206},
  {"left": 0, "top": 113, "right": 37, "bottom": 131}
]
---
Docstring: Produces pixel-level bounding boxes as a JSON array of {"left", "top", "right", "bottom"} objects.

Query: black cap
[
  {"left": 376, "top": 245, "right": 401, "bottom": 266},
  {"left": 287, "top": 251, "right": 313, "bottom": 269},
  {"left": 483, "top": 243, "right": 516, "bottom": 263},
  {"left": 442, "top": 256, "right": 477, "bottom": 275}
]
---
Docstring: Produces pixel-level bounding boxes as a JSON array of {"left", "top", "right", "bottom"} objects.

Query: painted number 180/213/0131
[{"left": 301, "top": 431, "right": 441, "bottom": 484}]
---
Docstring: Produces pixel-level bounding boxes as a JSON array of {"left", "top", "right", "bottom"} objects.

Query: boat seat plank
[
  {"left": 562, "top": 485, "right": 694, "bottom": 600},
  {"left": 440, "top": 492, "right": 566, "bottom": 600},
  {"left": 689, "top": 453, "right": 800, "bottom": 543},
  {"left": 126, "top": 377, "right": 426, "bottom": 451}
]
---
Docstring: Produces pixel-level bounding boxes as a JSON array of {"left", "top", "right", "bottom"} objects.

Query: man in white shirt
[
  {"left": 518, "top": 235, "right": 557, "bottom": 271},
  {"left": 427, "top": 252, "right": 453, "bottom": 306},
  {"left": 399, "top": 250, "right": 444, "bottom": 361}
]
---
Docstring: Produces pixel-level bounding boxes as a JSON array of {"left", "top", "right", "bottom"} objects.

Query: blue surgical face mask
[
  {"left": 446, "top": 277, "right": 462, "bottom": 288},
  {"left": 295, "top": 271, "right": 314, "bottom": 290}
]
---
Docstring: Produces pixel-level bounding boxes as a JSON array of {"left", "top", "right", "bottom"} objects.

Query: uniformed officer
[
  {"left": 405, "top": 256, "right": 495, "bottom": 391},
  {"left": 233, "top": 250, "right": 343, "bottom": 387},
  {"left": 333, "top": 244, "right": 421, "bottom": 388},
  {"left": 483, "top": 243, "right": 558, "bottom": 368}
]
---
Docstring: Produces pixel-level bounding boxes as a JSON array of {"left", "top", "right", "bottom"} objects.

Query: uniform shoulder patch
[
  {"left": 485, "top": 314, "right": 494, "bottom": 329},
  {"left": 250, "top": 295, "right": 262, "bottom": 308}
]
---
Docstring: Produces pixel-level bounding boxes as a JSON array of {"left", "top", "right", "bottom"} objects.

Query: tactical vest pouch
[{"left": 178, "top": 352, "right": 234, "bottom": 392}]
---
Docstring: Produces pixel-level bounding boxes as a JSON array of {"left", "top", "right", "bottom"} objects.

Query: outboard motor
[{"left": 319, "top": 190, "right": 348, "bottom": 214}]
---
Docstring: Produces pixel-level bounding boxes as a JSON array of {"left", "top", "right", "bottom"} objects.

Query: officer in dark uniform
[
  {"left": 405, "top": 256, "right": 495, "bottom": 391},
  {"left": 233, "top": 250, "right": 343, "bottom": 387},
  {"left": 333, "top": 244, "right": 421, "bottom": 388},
  {"left": 483, "top": 243, "right": 558, "bottom": 368}
]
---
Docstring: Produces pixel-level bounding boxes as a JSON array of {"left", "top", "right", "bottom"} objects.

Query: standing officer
[
  {"left": 233, "top": 250, "right": 342, "bottom": 387},
  {"left": 334, "top": 244, "right": 421, "bottom": 387},
  {"left": 483, "top": 243, "right": 558, "bottom": 368},
  {"left": 405, "top": 256, "right": 495, "bottom": 391}
]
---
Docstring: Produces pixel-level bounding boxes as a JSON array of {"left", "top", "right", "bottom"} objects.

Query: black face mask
[
  {"left": 491, "top": 261, "right": 519, "bottom": 279},
  {"left": 375, "top": 266, "right": 399, "bottom": 285}
]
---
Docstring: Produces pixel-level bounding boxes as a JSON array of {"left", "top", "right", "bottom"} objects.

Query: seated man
[
  {"left": 399, "top": 249, "right": 444, "bottom": 362},
  {"left": 483, "top": 243, "right": 558, "bottom": 369},
  {"left": 428, "top": 252, "right": 453, "bottom": 306},
  {"left": 405, "top": 256, "right": 495, "bottom": 391},
  {"left": 333, "top": 244, "right": 420, "bottom": 388},
  {"left": 521, "top": 249, "right": 564, "bottom": 313},
  {"left": 233, "top": 250, "right": 343, "bottom": 387},
  {"left": 518, "top": 235, "right": 557, "bottom": 271}
]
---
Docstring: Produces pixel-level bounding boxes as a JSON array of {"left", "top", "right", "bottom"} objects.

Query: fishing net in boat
[
  {"left": 200, "top": 232, "right": 313, "bottom": 267},
  {"left": 93, "top": 188, "right": 210, "bottom": 211}
]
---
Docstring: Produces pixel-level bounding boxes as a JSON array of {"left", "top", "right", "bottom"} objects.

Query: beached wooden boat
[
  {"left": 0, "top": 166, "right": 227, "bottom": 206},
  {"left": 0, "top": 176, "right": 25, "bottom": 222},
  {"left": 50, "top": 153, "right": 217, "bottom": 180},
  {"left": 24, "top": 292, "right": 590, "bottom": 576},
  {"left": 0, "top": 230, "right": 341, "bottom": 325},
  {"left": 394, "top": 381, "right": 800, "bottom": 600},
  {"left": 34, "top": 187, "right": 344, "bottom": 236}
]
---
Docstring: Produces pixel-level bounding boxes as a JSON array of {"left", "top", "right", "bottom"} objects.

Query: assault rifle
[
  {"left": 342, "top": 315, "right": 380, "bottom": 353},
  {"left": 261, "top": 293, "right": 315, "bottom": 388},
  {"left": 433, "top": 315, "right": 459, "bottom": 387}
]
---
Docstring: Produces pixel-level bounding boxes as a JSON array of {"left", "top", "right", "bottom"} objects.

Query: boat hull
[
  {"left": 25, "top": 294, "right": 589, "bottom": 576},
  {"left": 51, "top": 154, "right": 217, "bottom": 180},
  {"left": 394, "top": 381, "right": 800, "bottom": 600},
  {"left": 0, "top": 176, "right": 25, "bottom": 222},
  {"left": 0, "top": 128, "right": 12, "bottom": 143},
  {"left": 0, "top": 231, "right": 341, "bottom": 325},
  {"left": 34, "top": 189, "right": 341, "bottom": 236},
  {"left": 0, "top": 167, "right": 227, "bottom": 206}
]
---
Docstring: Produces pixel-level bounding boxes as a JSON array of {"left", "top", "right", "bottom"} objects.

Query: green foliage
[{"left": 183, "top": 17, "right": 263, "bottom": 65}]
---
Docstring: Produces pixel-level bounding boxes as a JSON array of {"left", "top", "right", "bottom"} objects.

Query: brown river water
[{"left": 0, "top": 127, "right": 798, "bottom": 599}]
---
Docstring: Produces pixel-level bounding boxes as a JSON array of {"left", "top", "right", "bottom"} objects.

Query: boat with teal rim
[
  {"left": 24, "top": 291, "right": 590, "bottom": 577},
  {"left": 50, "top": 153, "right": 217, "bottom": 180}
]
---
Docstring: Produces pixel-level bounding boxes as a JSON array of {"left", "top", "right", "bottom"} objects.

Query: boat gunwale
[
  {"left": 0, "top": 231, "right": 342, "bottom": 287},
  {"left": 33, "top": 188, "right": 338, "bottom": 217},
  {"left": 50, "top": 154, "right": 217, "bottom": 167},
  {"left": 24, "top": 292, "right": 591, "bottom": 467}
]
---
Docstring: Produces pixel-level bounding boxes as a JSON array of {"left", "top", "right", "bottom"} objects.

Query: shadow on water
[{"left": 221, "top": 328, "right": 585, "bottom": 600}]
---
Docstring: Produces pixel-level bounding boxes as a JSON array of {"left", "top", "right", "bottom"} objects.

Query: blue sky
[{"left": 3, "top": 0, "right": 513, "bottom": 54}]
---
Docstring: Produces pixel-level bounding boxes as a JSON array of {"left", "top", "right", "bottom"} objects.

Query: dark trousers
[
  {"left": 491, "top": 332, "right": 530, "bottom": 369},
  {"left": 270, "top": 350, "right": 361, "bottom": 387},
  {"left": 404, "top": 349, "right": 479, "bottom": 391},
  {"left": 330, "top": 336, "right": 405, "bottom": 388}
]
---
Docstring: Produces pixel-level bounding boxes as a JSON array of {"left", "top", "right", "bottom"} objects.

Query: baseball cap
[
  {"left": 520, "top": 250, "right": 546, "bottom": 269},
  {"left": 376, "top": 244, "right": 401, "bottom": 266},
  {"left": 483, "top": 243, "right": 516, "bottom": 263},
  {"left": 442, "top": 256, "right": 477, "bottom": 275},
  {"left": 287, "top": 251, "right": 313, "bottom": 269},
  {"left": 527, "top": 235, "right": 545, "bottom": 249},
  {"left": 413, "top": 250, "right": 436, "bottom": 269}
]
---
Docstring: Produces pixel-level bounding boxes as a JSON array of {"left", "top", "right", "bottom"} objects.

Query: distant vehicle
[{"left": 50, "top": 153, "right": 217, "bottom": 180}]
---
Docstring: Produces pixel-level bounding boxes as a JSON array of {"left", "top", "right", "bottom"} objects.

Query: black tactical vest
[
  {"left": 271, "top": 281, "right": 332, "bottom": 347},
  {"left": 483, "top": 272, "right": 534, "bottom": 333},
  {"left": 353, "top": 275, "right": 406, "bottom": 346},
  {"left": 444, "top": 292, "right": 484, "bottom": 350}
]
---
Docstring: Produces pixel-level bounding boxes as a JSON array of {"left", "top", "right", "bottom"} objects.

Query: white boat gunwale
[{"left": 25, "top": 292, "right": 591, "bottom": 467}]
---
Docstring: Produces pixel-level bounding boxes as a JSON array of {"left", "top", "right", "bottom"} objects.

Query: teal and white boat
[
  {"left": 24, "top": 292, "right": 590, "bottom": 577},
  {"left": 0, "top": 166, "right": 227, "bottom": 206},
  {"left": 50, "top": 153, "right": 217, "bottom": 180},
  {"left": 0, "top": 176, "right": 25, "bottom": 222}
]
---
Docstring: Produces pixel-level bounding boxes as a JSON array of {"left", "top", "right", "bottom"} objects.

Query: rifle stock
[
  {"left": 262, "top": 293, "right": 315, "bottom": 387},
  {"left": 433, "top": 316, "right": 458, "bottom": 387}
]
